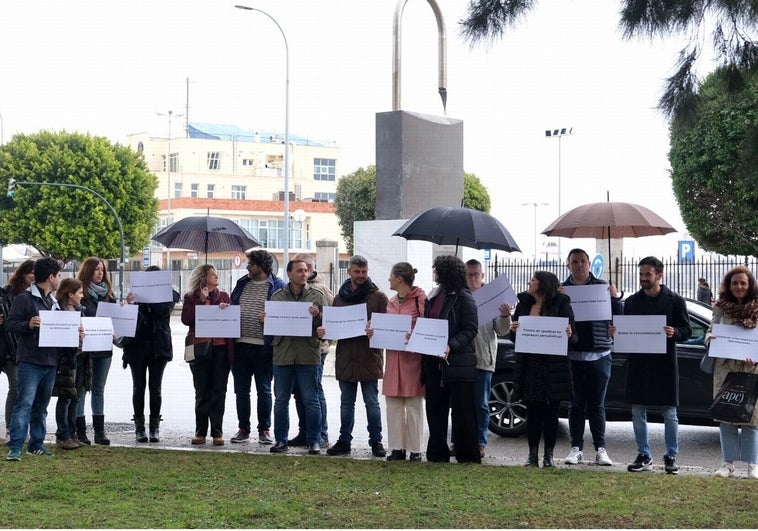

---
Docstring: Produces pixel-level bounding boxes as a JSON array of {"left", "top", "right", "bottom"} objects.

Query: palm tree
[{"left": 459, "top": 0, "right": 758, "bottom": 121}]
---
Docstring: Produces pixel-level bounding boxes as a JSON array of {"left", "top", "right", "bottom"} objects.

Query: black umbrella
[
  {"left": 392, "top": 207, "right": 521, "bottom": 255},
  {"left": 152, "top": 215, "right": 260, "bottom": 262}
]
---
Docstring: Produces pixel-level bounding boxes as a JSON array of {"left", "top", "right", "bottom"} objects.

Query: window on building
[
  {"left": 313, "top": 192, "right": 335, "bottom": 203},
  {"left": 162, "top": 153, "right": 179, "bottom": 172},
  {"left": 207, "top": 184, "right": 215, "bottom": 199},
  {"left": 234, "top": 219, "right": 303, "bottom": 250},
  {"left": 190, "top": 184, "right": 199, "bottom": 198},
  {"left": 231, "top": 185, "right": 246, "bottom": 200},
  {"left": 207, "top": 151, "right": 221, "bottom": 170},
  {"left": 242, "top": 158, "right": 254, "bottom": 166},
  {"left": 174, "top": 182, "right": 182, "bottom": 198},
  {"left": 313, "top": 158, "right": 336, "bottom": 181}
]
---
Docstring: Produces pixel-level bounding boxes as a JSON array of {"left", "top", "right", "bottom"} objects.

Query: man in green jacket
[{"left": 268, "top": 259, "right": 326, "bottom": 455}]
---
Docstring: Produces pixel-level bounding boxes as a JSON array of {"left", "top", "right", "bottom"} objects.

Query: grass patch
[{"left": 2, "top": 446, "right": 757, "bottom": 528}]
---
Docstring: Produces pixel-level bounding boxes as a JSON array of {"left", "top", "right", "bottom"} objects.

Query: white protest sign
[
  {"left": 369, "top": 313, "right": 412, "bottom": 351},
  {"left": 195, "top": 305, "right": 240, "bottom": 338},
  {"left": 709, "top": 323, "right": 758, "bottom": 360},
  {"left": 613, "top": 315, "right": 667, "bottom": 354},
  {"left": 514, "top": 316, "right": 569, "bottom": 356},
  {"left": 39, "top": 310, "right": 80, "bottom": 348},
  {"left": 96, "top": 302, "right": 138, "bottom": 338},
  {"left": 406, "top": 317, "right": 448, "bottom": 357},
  {"left": 322, "top": 303, "right": 367, "bottom": 340},
  {"left": 130, "top": 270, "right": 174, "bottom": 303},
  {"left": 472, "top": 273, "right": 518, "bottom": 327},
  {"left": 81, "top": 317, "right": 114, "bottom": 352},
  {"left": 264, "top": 301, "right": 314, "bottom": 337},
  {"left": 563, "top": 284, "right": 612, "bottom": 322}
]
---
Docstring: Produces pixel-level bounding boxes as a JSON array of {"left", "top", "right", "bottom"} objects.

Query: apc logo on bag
[{"left": 720, "top": 390, "right": 745, "bottom": 405}]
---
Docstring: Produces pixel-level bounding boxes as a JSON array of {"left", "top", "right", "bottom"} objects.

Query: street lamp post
[
  {"left": 545, "top": 127, "right": 572, "bottom": 256},
  {"left": 235, "top": 4, "right": 290, "bottom": 266},
  {"left": 522, "top": 202, "right": 550, "bottom": 260},
  {"left": 157, "top": 110, "right": 183, "bottom": 269}
]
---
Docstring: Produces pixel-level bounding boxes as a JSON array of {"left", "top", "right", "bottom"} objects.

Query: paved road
[{"left": 0, "top": 316, "right": 735, "bottom": 477}]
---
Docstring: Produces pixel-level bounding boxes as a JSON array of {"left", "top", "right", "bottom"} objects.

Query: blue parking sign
[{"left": 678, "top": 240, "right": 695, "bottom": 262}]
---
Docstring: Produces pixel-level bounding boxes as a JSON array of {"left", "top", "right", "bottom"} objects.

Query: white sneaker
[
  {"left": 714, "top": 462, "right": 735, "bottom": 478},
  {"left": 564, "top": 446, "right": 583, "bottom": 465},
  {"left": 748, "top": 463, "right": 758, "bottom": 479},
  {"left": 595, "top": 447, "right": 613, "bottom": 466}
]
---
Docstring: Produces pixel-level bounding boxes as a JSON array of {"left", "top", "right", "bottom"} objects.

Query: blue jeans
[
  {"left": 631, "top": 404, "right": 678, "bottom": 458},
  {"left": 76, "top": 355, "right": 112, "bottom": 416},
  {"left": 8, "top": 362, "right": 57, "bottom": 451},
  {"left": 273, "top": 364, "right": 320, "bottom": 445},
  {"left": 337, "top": 380, "right": 382, "bottom": 445},
  {"left": 568, "top": 355, "right": 611, "bottom": 450},
  {"left": 720, "top": 423, "right": 758, "bottom": 463},
  {"left": 474, "top": 369, "right": 493, "bottom": 448},
  {"left": 293, "top": 352, "right": 329, "bottom": 440},
  {"left": 231, "top": 343, "right": 273, "bottom": 433}
]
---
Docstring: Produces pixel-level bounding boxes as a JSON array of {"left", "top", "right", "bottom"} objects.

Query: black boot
[
  {"left": 134, "top": 415, "right": 148, "bottom": 443},
  {"left": 149, "top": 415, "right": 162, "bottom": 443},
  {"left": 76, "top": 416, "right": 91, "bottom": 446},
  {"left": 524, "top": 446, "right": 539, "bottom": 467},
  {"left": 543, "top": 448, "right": 555, "bottom": 468},
  {"left": 93, "top": 415, "right": 110, "bottom": 445}
]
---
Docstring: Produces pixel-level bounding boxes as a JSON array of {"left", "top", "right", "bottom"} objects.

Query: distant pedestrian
[{"left": 697, "top": 278, "right": 713, "bottom": 306}]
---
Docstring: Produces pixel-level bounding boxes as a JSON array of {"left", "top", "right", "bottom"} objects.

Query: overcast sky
[{"left": 0, "top": 1, "right": 720, "bottom": 260}]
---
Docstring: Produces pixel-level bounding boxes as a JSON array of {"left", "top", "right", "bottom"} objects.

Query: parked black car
[{"left": 488, "top": 298, "right": 714, "bottom": 437}]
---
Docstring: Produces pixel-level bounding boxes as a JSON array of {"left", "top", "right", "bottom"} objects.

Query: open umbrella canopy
[
  {"left": 541, "top": 201, "right": 676, "bottom": 239},
  {"left": 152, "top": 216, "right": 260, "bottom": 256},
  {"left": 393, "top": 207, "right": 521, "bottom": 254}
]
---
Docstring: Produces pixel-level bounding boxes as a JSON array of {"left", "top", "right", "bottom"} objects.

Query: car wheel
[{"left": 488, "top": 372, "right": 527, "bottom": 437}]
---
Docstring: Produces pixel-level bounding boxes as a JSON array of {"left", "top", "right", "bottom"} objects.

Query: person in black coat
[
  {"left": 509, "top": 271, "right": 577, "bottom": 468},
  {"left": 122, "top": 266, "right": 180, "bottom": 443},
  {"left": 423, "top": 255, "right": 480, "bottom": 464},
  {"left": 619, "top": 256, "right": 691, "bottom": 474}
]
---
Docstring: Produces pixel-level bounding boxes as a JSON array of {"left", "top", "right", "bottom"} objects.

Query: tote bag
[{"left": 707, "top": 372, "right": 758, "bottom": 423}]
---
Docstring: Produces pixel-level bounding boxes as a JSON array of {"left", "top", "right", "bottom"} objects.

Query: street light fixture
[
  {"left": 235, "top": 4, "right": 291, "bottom": 266},
  {"left": 522, "top": 202, "right": 550, "bottom": 260},
  {"left": 545, "top": 127, "right": 572, "bottom": 256}
]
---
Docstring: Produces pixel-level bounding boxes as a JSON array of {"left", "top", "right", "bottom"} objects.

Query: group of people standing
[{"left": 2, "top": 247, "right": 756, "bottom": 477}]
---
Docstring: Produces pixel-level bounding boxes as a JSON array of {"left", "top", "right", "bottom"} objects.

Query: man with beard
[
  {"left": 620, "top": 256, "right": 691, "bottom": 475},
  {"left": 320, "top": 255, "right": 388, "bottom": 457}
]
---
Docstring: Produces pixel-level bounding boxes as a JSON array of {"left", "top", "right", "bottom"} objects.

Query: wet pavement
[{"left": 0, "top": 315, "right": 739, "bottom": 477}]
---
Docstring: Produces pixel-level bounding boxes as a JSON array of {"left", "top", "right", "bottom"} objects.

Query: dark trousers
[
  {"left": 55, "top": 396, "right": 78, "bottom": 440},
  {"left": 128, "top": 356, "right": 168, "bottom": 418},
  {"left": 424, "top": 369, "right": 481, "bottom": 463},
  {"left": 190, "top": 345, "right": 230, "bottom": 437},
  {"left": 568, "top": 356, "right": 611, "bottom": 450},
  {"left": 231, "top": 343, "right": 272, "bottom": 433},
  {"left": 526, "top": 400, "right": 561, "bottom": 452}
]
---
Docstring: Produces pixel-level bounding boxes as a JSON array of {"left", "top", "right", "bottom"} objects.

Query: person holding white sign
[
  {"left": 181, "top": 265, "right": 233, "bottom": 446},
  {"left": 509, "top": 271, "right": 577, "bottom": 468},
  {"left": 423, "top": 255, "right": 480, "bottom": 464},
  {"left": 705, "top": 266, "right": 758, "bottom": 479},
  {"left": 322, "top": 255, "right": 388, "bottom": 458},
  {"left": 374, "top": 262, "right": 426, "bottom": 462},
  {"left": 6, "top": 257, "right": 62, "bottom": 461},
  {"left": 560, "top": 248, "right": 622, "bottom": 467},
  {"left": 52, "top": 278, "right": 85, "bottom": 450},
  {"left": 75, "top": 257, "right": 117, "bottom": 446},
  {"left": 122, "top": 266, "right": 181, "bottom": 444},
  {"left": 268, "top": 259, "right": 326, "bottom": 455},
  {"left": 621, "top": 256, "right": 691, "bottom": 475}
]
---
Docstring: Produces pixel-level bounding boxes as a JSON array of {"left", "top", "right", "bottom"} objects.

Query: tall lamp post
[
  {"left": 522, "top": 202, "right": 550, "bottom": 260},
  {"left": 235, "top": 4, "right": 290, "bottom": 266},
  {"left": 545, "top": 127, "right": 572, "bottom": 256},
  {"left": 157, "top": 110, "right": 183, "bottom": 269}
]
